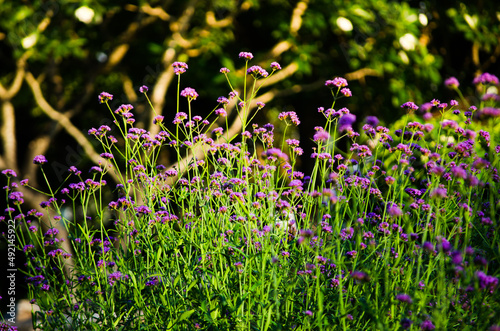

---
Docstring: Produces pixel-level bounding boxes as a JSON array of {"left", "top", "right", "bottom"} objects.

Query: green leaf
[{"left": 178, "top": 309, "right": 195, "bottom": 322}]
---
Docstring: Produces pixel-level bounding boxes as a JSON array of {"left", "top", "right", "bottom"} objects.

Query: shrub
[{"left": 2, "top": 53, "right": 500, "bottom": 330}]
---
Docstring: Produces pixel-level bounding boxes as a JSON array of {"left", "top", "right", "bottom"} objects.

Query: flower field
[{"left": 2, "top": 52, "right": 500, "bottom": 330}]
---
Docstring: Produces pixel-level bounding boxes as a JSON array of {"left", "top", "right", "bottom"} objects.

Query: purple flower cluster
[
  {"left": 239, "top": 52, "right": 254, "bottom": 60},
  {"left": 180, "top": 87, "right": 199, "bottom": 100},
  {"left": 325, "top": 77, "right": 348, "bottom": 88},
  {"left": 98, "top": 91, "right": 113, "bottom": 104},
  {"left": 278, "top": 111, "right": 300, "bottom": 126},
  {"left": 473, "top": 72, "right": 499, "bottom": 85}
]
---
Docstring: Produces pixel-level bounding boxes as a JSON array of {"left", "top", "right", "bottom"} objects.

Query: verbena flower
[
  {"left": 247, "top": 65, "right": 269, "bottom": 77},
  {"left": 98, "top": 91, "right": 113, "bottom": 103},
  {"left": 473, "top": 72, "right": 499, "bottom": 85},
  {"left": 1, "top": 169, "right": 17, "bottom": 178},
  {"left": 270, "top": 62, "right": 281, "bottom": 70},
  {"left": 313, "top": 130, "right": 330, "bottom": 142},
  {"left": 444, "top": 77, "right": 459, "bottom": 89},
  {"left": 395, "top": 293, "right": 413, "bottom": 304},
  {"left": 180, "top": 87, "right": 198, "bottom": 100},
  {"left": 239, "top": 51, "right": 253, "bottom": 60},
  {"left": 325, "top": 77, "right": 348, "bottom": 88},
  {"left": 278, "top": 111, "right": 300, "bottom": 126},
  {"left": 401, "top": 101, "right": 419, "bottom": 111},
  {"left": 420, "top": 319, "right": 435, "bottom": 330},
  {"left": 172, "top": 61, "right": 188, "bottom": 75}
]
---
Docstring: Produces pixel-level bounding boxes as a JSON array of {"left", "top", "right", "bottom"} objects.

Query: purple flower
[
  {"left": 247, "top": 65, "right": 269, "bottom": 77},
  {"left": 217, "top": 96, "right": 229, "bottom": 104},
  {"left": 303, "top": 310, "right": 313, "bottom": 316},
  {"left": 480, "top": 107, "right": 500, "bottom": 118},
  {"left": 388, "top": 205, "right": 403, "bottom": 217},
  {"left": 23, "top": 244, "right": 35, "bottom": 253},
  {"left": 239, "top": 51, "right": 254, "bottom": 60},
  {"left": 401, "top": 101, "right": 419, "bottom": 111},
  {"left": 100, "top": 153, "right": 114, "bottom": 159},
  {"left": 220, "top": 67, "right": 230, "bottom": 73},
  {"left": 421, "top": 319, "right": 435, "bottom": 330},
  {"left": 365, "top": 116, "right": 379, "bottom": 127},
  {"left": 33, "top": 155, "right": 47, "bottom": 165},
  {"left": 473, "top": 72, "right": 499, "bottom": 85},
  {"left": 115, "top": 104, "right": 133, "bottom": 114},
  {"left": 270, "top": 62, "right": 281, "bottom": 70},
  {"left": 153, "top": 115, "right": 164, "bottom": 124},
  {"left": 476, "top": 271, "right": 498, "bottom": 292},
  {"left": 139, "top": 85, "right": 148, "bottom": 93},
  {"left": 423, "top": 241, "right": 434, "bottom": 253},
  {"left": 215, "top": 108, "right": 227, "bottom": 117},
  {"left": 325, "top": 77, "right": 348, "bottom": 88},
  {"left": 1, "top": 169, "right": 17, "bottom": 178},
  {"left": 313, "top": 130, "right": 330, "bottom": 142},
  {"left": 444, "top": 77, "right": 459, "bottom": 89},
  {"left": 278, "top": 111, "right": 300, "bottom": 126},
  {"left": 429, "top": 188, "right": 447, "bottom": 199},
  {"left": 346, "top": 250, "right": 357, "bottom": 258},
  {"left": 172, "top": 61, "right": 188, "bottom": 75},
  {"left": 180, "top": 87, "right": 198, "bottom": 100},
  {"left": 98, "top": 92, "right": 113, "bottom": 104},
  {"left": 401, "top": 318, "right": 413, "bottom": 329},
  {"left": 395, "top": 293, "right": 413, "bottom": 304},
  {"left": 338, "top": 113, "right": 356, "bottom": 132},
  {"left": 451, "top": 250, "right": 462, "bottom": 265},
  {"left": 351, "top": 271, "right": 370, "bottom": 283},
  {"left": 341, "top": 87, "right": 352, "bottom": 97}
]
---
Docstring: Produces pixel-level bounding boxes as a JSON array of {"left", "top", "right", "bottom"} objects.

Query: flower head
[
  {"left": 239, "top": 52, "right": 254, "bottom": 60},
  {"left": 395, "top": 293, "right": 413, "bottom": 304},
  {"left": 401, "top": 101, "right": 419, "bottom": 111},
  {"left": 325, "top": 77, "right": 348, "bottom": 88},
  {"left": 338, "top": 113, "right": 356, "bottom": 132},
  {"left": 247, "top": 65, "right": 269, "bottom": 77},
  {"left": 341, "top": 87, "right": 352, "bottom": 97},
  {"left": 180, "top": 87, "right": 199, "bottom": 100},
  {"left": 313, "top": 130, "right": 330, "bottom": 142},
  {"left": 33, "top": 155, "right": 48, "bottom": 165},
  {"left": 421, "top": 320, "right": 435, "bottom": 330},
  {"left": 473, "top": 72, "right": 499, "bottom": 86},
  {"left": 278, "top": 111, "right": 300, "bottom": 126},
  {"left": 444, "top": 77, "right": 459, "bottom": 89},
  {"left": 2, "top": 169, "right": 17, "bottom": 178},
  {"left": 153, "top": 115, "right": 164, "bottom": 124},
  {"left": 365, "top": 116, "right": 379, "bottom": 127},
  {"left": 351, "top": 270, "right": 370, "bottom": 283},
  {"left": 270, "top": 62, "right": 281, "bottom": 70},
  {"left": 98, "top": 92, "right": 113, "bottom": 104},
  {"left": 139, "top": 85, "right": 148, "bottom": 93},
  {"left": 172, "top": 61, "right": 188, "bottom": 75}
]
